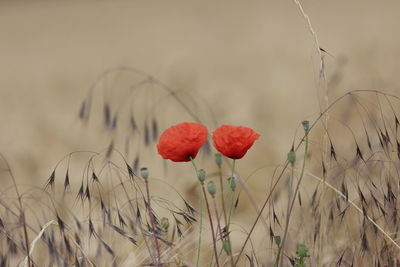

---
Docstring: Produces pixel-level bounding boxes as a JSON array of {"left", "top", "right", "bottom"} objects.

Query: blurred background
[{"left": 1, "top": 0, "right": 400, "bottom": 264}]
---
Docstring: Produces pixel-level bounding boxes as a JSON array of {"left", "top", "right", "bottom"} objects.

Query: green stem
[
  {"left": 274, "top": 164, "right": 294, "bottom": 267},
  {"left": 278, "top": 134, "right": 309, "bottom": 267},
  {"left": 211, "top": 191, "right": 235, "bottom": 267},
  {"left": 225, "top": 159, "right": 236, "bottom": 267},
  {"left": 191, "top": 159, "right": 203, "bottom": 267},
  {"left": 226, "top": 159, "right": 236, "bottom": 228},
  {"left": 201, "top": 184, "right": 220, "bottom": 267},
  {"left": 218, "top": 166, "right": 228, "bottom": 234}
]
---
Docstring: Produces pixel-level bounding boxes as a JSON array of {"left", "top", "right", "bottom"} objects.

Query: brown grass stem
[{"left": 145, "top": 179, "right": 161, "bottom": 266}]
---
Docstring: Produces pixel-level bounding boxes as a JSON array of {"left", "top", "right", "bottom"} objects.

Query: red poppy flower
[
  {"left": 157, "top": 122, "right": 208, "bottom": 162},
  {"left": 212, "top": 125, "right": 260, "bottom": 159}
]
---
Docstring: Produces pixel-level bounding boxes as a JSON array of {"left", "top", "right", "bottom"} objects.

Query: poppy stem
[
  {"left": 225, "top": 159, "right": 236, "bottom": 267},
  {"left": 190, "top": 158, "right": 203, "bottom": 267},
  {"left": 273, "top": 161, "right": 294, "bottom": 267},
  {"left": 218, "top": 165, "right": 228, "bottom": 236},
  {"left": 278, "top": 134, "right": 309, "bottom": 267},
  {"left": 201, "top": 183, "right": 220, "bottom": 267},
  {"left": 212, "top": 196, "right": 224, "bottom": 243}
]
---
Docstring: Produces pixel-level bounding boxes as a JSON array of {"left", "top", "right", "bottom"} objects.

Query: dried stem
[
  {"left": 145, "top": 179, "right": 161, "bottom": 266},
  {"left": 0, "top": 154, "right": 31, "bottom": 267}
]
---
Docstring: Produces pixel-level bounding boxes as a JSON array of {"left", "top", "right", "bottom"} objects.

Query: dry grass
[{"left": 2, "top": 1, "right": 400, "bottom": 267}]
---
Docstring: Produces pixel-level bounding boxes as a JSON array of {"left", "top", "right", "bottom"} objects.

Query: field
[{"left": 1, "top": 1, "right": 400, "bottom": 266}]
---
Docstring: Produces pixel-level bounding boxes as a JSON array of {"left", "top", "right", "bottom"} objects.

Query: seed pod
[
  {"left": 197, "top": 169, "right": 206, "bottom": 184},
  {"left": 222, "top": 241, "right": 231, "bottom": 255},
  {"left": 161, "top": 217, "right": 169, "bottom": 231},
  {"left": 215, "top": 153, "right": 223, "bottom": 167},
  {"left": 140, "top": 167, "right": 149, "bottom": 180},
  {"left": 228, "top": 176, "right": 236, "bottom": 191},
  {"left": 287, "top": 151, "right": 296, "bottom": 165},
  {"left": 274, "top": 236, "right": 281, "bottom": 247},
  {"left": 207, "top": 181, "right": 217, "bottom": 196},
  {"left": 302, "top": 120, "right": 310, "bottom": 132}
]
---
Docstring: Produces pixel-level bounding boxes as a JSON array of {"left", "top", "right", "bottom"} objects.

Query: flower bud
[
  {"left": 222, "top": 240, "right": 231, "bottom": 255},
  {"left": 297, "top": 244, "right": 308, "bottom": 258},
  {"left": 228, "top": 176, "right": 236, "bottom": 191},
  {"left": 302, "top": 120, "right": 310, "bottom": 132},
  {"left": 274, "top": 236, "right": 281, "bottom": 247},
  {"left": 287, "top": 151, "right": 296, "bottom": 165},
  {"left": 161, "top": 217, "right": 169, "bottom": 231},
  {"left": 197, "top": 169, "right": 206, "bottom": 184},
  {"left": 207, "top": 181, "right": 217, "bottom": 196},
  {"left": 140, "top": 167, "right": 149, "bottom": 180},
  {"left": 215, "top": 153, "right": 223, "bottom": 167}
]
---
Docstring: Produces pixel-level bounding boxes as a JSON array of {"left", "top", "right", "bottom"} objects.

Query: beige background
[
  {"left": 1, "top": 1, "right": 400, "bottom": 263},
  {"left": 2, "top": 0, "right": 400, "bottom": 180}
]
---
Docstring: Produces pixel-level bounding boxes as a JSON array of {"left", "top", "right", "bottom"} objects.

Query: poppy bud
[
  {"left": 222, "top": 240, "right": 231, "bottom": 255},
  {"left": 302, "top": 120, "right": 310, "bottom": 132},
  {"left": 197, "top": 169, "right": 206, "bottom": 184},
  {"left": 161, "top": 217, "right": 169, "bottom": 231},
  {"left": 207, "top": 181, "right": 216, "bottom": 196},
  {"left": 287, "top": 151, "right": 296, "bottom": 165},
  {"left": 228, "top": 176, "right": 236, "bottom": 191},
  {"left": 297, "top": 244, "right": 308, "bottom": 258},
  {"left": 140, "top": 167, "right": 149, "bottom": 180},
  {"left": 215, "top": 153, "right": 223, "bottom": 167},
  {"left": 274, "top": 236, "right": 281, "bottom": 247}
]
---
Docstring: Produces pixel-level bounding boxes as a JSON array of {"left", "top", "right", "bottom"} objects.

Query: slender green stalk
[
  {"left": 201, "top": 184, "right": 220, "bottom": 267},
  {"left": 274, "top": 162, "right": 294, "bottom": 267},
  {"left": 210, "top": 190, "right": 235, "bottom": 267},
  {"left": 212, "top": 196, "right": 224, "bottom": 242},
  {"left": 218, "top": 166, "right": 228, "bottom": 234},
  {"left": 190, "top": 159, "right": 203, "bottom": 267},
  {"left": 278, "top": 134, "right": 309, "bottom": 267},
  {"left": 225, "top": 159, "right": 236, "bottom": 267}
]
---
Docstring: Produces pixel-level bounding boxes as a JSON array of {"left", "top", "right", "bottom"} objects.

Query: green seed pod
[
  {"left": 302, "top": 120, "right": 310, "bottom": 132},
  {"left": 228, "top": 176, "right": 236, "bottom": 191},
  {"left": 197, "top": 169, "right": 206, "bottom": 184},
  {"left": 297, "top": 244, "right": 308, "bottom": 258},
  {"left": 140, "top": 167, "right": 149, "bottom": 180},
  {"left": 222, "top": 240, "right": 231, "bottom": 255},
  {"left": 207, "top": 181, "right": 217, "bottom": 196},
  {"left": 215, "top": 153, "right": 223, "bottom": 167},
  {"left": 274, "top": 236, "right": 281, "bottom": 247},
  {"left": 160, "top": 217, "right": 169, "bottom": 231},
  {"left": 287, "top": 151, "right": 296, "bottom": 164}
]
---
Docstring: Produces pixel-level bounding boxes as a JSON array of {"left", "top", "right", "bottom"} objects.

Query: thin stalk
[
  {"left": 0, "top": 154, "right": 31, "bottom": 267},
  {"left": 145, "top": 179, "right": 161, "bottom": 266},
  {"left": 212, "top": 196, "right": 224, "bottom": 242},
  {"left": 306, "top": 170, "right": 400, "bottom": 250},
  {"left": 225, "top": 159, "right": 236, "bottom": 267},
  {"left": 211, "top": 190, "right": 236, "bottom": 267},
  {"left": 209, "top": 165, "right": 229, "bottom": 267},
  {"left": 218, "top": 166, "right": 228, "bottom": 233},
  {"left": 274, "top": 163, "right": 294, "bottom": 267},
  {"left": 201, "top": 184, "right": 220, "bottom": 267},
  {"left": 190, "top": 159, "right": 203, "bottom": 267},
  {"left": 210, "top": 183, "right": 231, "bottom": 267},
  {"left": 278, "top": 134, "right": 309, "bottom": 267}
]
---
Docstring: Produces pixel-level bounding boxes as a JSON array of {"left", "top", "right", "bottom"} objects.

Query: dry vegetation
[{"left": 1, "top": 1, "right": 400, "bottom": 267}]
